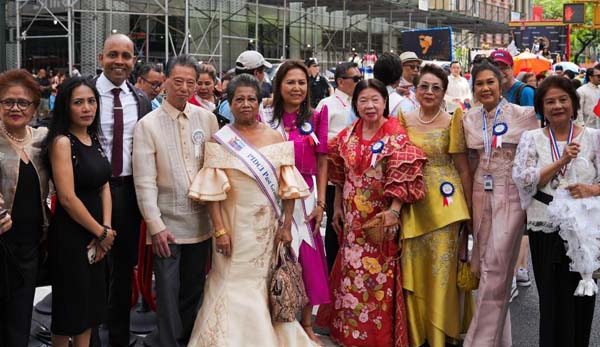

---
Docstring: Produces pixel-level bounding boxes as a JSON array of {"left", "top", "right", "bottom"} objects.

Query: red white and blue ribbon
[
  {"left": 440, "top": 182, "right": 455, "bottom": 207},
  {"left": 549, "top": 120, "right": 574, "bottom": 177},
  {"left": 370, "top": 140, "right": 384, "bottom": 168},
  {"left": 299, "top": 122, "right": 320, "bottom": 146},
  {"left": 492, "top": 122, "right": 508, "bottom": 148}
]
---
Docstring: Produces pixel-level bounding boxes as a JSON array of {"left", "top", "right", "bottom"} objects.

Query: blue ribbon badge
[
  {"left": 492, "top": 122, "right": 508, "bottom": 149},
  {"left": 299, "top": 122, "right": 320, "bottom": 146},
  {"left": 370, "top": 140, "right": 385, "bottom": 168},
  {"left": 440, "top": 182, "right": 455, "bottom": 206}
]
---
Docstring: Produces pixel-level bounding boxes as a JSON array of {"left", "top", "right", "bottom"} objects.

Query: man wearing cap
[
  {"left": 306, "top": 57, "right": 333, "bottom": 108},
  {"left": 397, "top": 51, "right": 421, "bottom": 114},
  {"left": 315, "top": 61, "right": 361, "bottom": 272},
  {"left": 217, "top": 50, "right": 272, "bottom": 122},
  {"left": 490, "top": 49, "right": 535, "bottom": 108}
]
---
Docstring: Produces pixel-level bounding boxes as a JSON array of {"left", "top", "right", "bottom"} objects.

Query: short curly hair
[{"left": 0, "top": 69, "right": 42, "bottom": 106}]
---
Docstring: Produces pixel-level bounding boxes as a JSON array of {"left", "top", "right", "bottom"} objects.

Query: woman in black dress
[
  {"left": 44, "top": 77, "right": 116, "bottom": 347},
  {"left": 0, "top": 69, "right": 50, "bottom": 347}
]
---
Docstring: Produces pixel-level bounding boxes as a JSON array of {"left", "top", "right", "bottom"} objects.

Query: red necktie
[{"left": 111, "top": 88, "right": 123, "bottom": 177}]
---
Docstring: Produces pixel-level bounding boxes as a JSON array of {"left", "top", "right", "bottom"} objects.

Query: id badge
[{"left": 483, "top": 174, "right": 493, "bottom": 191}]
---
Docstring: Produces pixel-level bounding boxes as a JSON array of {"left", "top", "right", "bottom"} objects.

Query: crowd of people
[{"left": 0, "top": 32, "right": 599, "bottom": 347}]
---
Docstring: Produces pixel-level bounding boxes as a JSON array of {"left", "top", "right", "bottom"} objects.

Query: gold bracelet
[{"left": 213, "top": 228, "right": 227, "bottom": 238}]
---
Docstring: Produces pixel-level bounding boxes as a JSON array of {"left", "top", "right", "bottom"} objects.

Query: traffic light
[{"left": 563, "top": 3, "right": 586, "bottom": 24}]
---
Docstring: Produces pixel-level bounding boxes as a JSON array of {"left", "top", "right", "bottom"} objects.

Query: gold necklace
[{"left": 416, "top": 108, "right": 442, "bottom": 124}]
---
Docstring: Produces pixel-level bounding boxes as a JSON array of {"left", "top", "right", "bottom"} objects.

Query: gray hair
[
  {"left": 226, "top": 74, "right": 261, "bottom": 105},
  {"left": 165, "top": 54, "right": 199, "bottom": 80}
]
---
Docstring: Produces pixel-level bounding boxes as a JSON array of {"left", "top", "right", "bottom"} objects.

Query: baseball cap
[
  {"left": 490, "top": 50, "right": 514, "bottom": 66},
  {"left": 399, "top": 51, "right": 422, "bottom": 64},
  {"left": 235, "top": 50, "right": 272, "bottom": 71},
  {"left": 305, "top": 57, "right": 319, "bottom": 67}
]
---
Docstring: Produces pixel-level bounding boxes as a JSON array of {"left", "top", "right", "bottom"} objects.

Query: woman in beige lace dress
[{"left": 186, "top": 74, "right": 318, "bottom": 347}]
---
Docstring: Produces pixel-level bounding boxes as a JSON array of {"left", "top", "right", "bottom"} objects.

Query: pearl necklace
[
  {"left": 416, "top": 108, "right": 442, "bottom": 124},
  {"left": 0, "top": 122, "right": 28, "bottom": 143}
]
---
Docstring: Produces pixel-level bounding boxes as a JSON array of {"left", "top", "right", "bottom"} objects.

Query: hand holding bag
[
  {"left": 361, "top": 211, "right": 399, "bottom": 247},
  {"left": 457, "top": 223, "right": 479, "bottom": 292},
  {"left": 269, "top": 242, "right": 309, "bottom": 322}
]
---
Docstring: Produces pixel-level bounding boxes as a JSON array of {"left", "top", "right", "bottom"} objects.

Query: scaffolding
[{"left": 6, "top": 0, "right": 513, "bottom": 75}]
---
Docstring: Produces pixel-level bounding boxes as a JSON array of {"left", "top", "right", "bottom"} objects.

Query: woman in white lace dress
[{"left": 513, "top": 76, "right": 600, "bottom": 347}]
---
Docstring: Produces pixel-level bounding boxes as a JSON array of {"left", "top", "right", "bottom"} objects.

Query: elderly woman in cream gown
[{"left": 186, "top": 74, "right": 319, "bottom": 347}]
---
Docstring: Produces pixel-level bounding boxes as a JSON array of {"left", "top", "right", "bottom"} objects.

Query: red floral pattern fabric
[{"left": 316, "top": 117, "right": 426, "bottom": 347}]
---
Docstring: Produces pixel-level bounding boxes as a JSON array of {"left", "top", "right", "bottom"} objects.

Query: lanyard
[
  {"left": 482, "top": 99, "right": 505, "bottom": 161},
  {"left": 549, "top": 121, "right": 574, "bottom": 177}
]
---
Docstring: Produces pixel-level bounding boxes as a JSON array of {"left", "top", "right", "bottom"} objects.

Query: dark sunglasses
[
  {"left": 140, "top": 76, "right": 163, "bottom": 90},
  {"left": 340, "top": 75, "right": 363, "bottom": 83}
]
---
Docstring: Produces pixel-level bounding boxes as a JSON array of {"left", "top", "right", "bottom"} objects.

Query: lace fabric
[{"left": 513, "top": 128, "right": 600, "bottom": 233}]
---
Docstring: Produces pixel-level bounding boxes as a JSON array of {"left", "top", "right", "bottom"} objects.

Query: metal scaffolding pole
[
  {"left": 68, "top": 0, "right": 73, "bottom": 73},
  {"left": 184, "top": 0, "right": 189, "bottom": 54},
  {"left": 255, "top": 0, "right": 259, "bottom": 48},
  {"left": 165, "top": 0, "right": 168, "bottom": 61},
  {"left": 0, "top": 0, "right": 6, "bottom": 71},
  {"left": 342, "top": 0, "right": 346, "bottom": 58},
  {"left": 282, "top": 0, "right": 287, "bottom": 59},
  {"left": 367, "top": 4, "right": 371, "bottom": 52},
  {"left": 16, "top": 0, "right": 21, "bottom": 68},
  {"left": 219, "top": 0, "right": 222, "bottom": 73}
]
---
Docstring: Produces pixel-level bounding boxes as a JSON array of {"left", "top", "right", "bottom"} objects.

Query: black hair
[
  {"left": 564, "top": 70, "right": 576, "bottom": 80},
  {"left": 165, "top": 54, "right": 199, "bottom": 80},
  {"left": 415, "top": 64, "right": 449, "bottom": 92},
  {"left": 42, "top": 77, "right": 101, "bottom": 168},
  {"left": 534, "top": 75, "right": 580, "bottom": 119},
  {"left": 235, "top": 66, "right": 265, "bottom": 77},
  {"left": 334, "top": 62, "right": 359, "bottom": 83},
  {"left": 373, "top": 52, "right": 402, "bottom": 86},
  {"left": 271, "top": 60, "right": 313, "bottom": 128},
  {"left": 352, "top": 79, "right": 390, "bottom": 119},
  {"left": 226, "top": 74, "right": 261, "bottom": 105},
  {"left": 450, "top": 61, "right": 461, "bottom": 68},
  {"left": 470, "top": 60, "right": 503, "bottom": 94},
  {"left": 137, "top": 63, "right": 162, "bottom": 79}
]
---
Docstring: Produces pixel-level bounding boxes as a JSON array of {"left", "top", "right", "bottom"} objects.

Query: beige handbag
[
  {"left": 362, "top": 212, "right": 399, "bottom": 247},
  {"left": 269, "top": 242, "right": 309, "bottom": 322}
]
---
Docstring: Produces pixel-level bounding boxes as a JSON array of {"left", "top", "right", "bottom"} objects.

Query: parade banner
[
  {"left": 509, "top": 21, "right": 569, "bottom": 58},
  {"left": 400, "top": 27, "right": 453, "bottom": 61}
]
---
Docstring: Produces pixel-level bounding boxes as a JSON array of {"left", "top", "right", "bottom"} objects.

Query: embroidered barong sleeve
[
  {"left": 384, "top": 139, "right": 427, "bottom": 203},
  {"left": 512, "top": 130, "right": 541, "bottom": 209},
  {"left": 279, "top": 165, "right": 311, "bottom": 199},
  {"left": 593, "top": 129, "right": 600, "bottom": 184},
  {"left": 133, "top": 118, "right": 166, "bottom": 236},
  {"left": 327, "top": 135, "right": 346, "bottom": 187},
  {"left": 449, "top": 108, "right": 467, "bottom": 154}
]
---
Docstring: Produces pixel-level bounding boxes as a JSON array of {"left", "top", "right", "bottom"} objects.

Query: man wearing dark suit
[{"left": 94, "top": 33, "right": 152, "bottom": 347}]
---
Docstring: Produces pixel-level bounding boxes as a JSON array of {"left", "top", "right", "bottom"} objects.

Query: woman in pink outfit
[
  {"left": 262, "top": 60, "right": 330, "bottom": 345},
  {"left": 462, "top": 61, "right": 538, "bottom": 347}
]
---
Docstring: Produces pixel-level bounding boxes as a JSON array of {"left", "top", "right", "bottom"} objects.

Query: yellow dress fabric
[
  {"left": 187, "top": 141, "right": 317, "bottom": 347},
  {"left": 399, "top": 110, "right": 473, "bottom": 347}
]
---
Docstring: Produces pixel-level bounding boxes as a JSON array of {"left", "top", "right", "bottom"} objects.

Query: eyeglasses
[
  {"left": 340, "top": 75, "right": 363, "bottom": 83},
  {"left": 0, "top": 98, "right": 33, "bottom": 110},
  {"left": 141, "top": 76, "right": 163, "bottom": 90},
  {"left": 404, "top": 64, "right": 421, "bottom": 71},
  {"left": 416, "top": 84, "right": 444, "bottom": 93}
]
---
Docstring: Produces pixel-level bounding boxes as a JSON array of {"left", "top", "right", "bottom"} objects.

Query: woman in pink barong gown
[
  {"left": 461, "top": 61, "right": 538, "bottom": 347},
  {"left": 262, "top": 60, "right": 330, "bottom": 345}
]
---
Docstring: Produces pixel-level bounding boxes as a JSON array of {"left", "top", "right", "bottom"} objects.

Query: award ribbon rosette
[
  {"left": 370, "top": 140, "right": 384, "bottom": 168},
  {"left": 440, "top": 182, "right": 455, "bottom": 207},
  {"left": 491, "top": 122, "right": 507, "bottom": 149},
  {"left": 299, "top": 122, "right": 320, "bottom": 146}
]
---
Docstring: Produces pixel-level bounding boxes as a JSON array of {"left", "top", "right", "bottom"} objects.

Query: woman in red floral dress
[{"left": 316, "top": 79, "right": 426, "bottom": 346}]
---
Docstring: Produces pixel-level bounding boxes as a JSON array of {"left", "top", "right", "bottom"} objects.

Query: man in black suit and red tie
[{"left": 94, "top": 33, "right": 152, "bottom": 347}]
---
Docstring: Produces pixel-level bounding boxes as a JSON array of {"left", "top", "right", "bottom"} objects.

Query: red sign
[{"left": 533, "top": 6, "right": 543, "bottom": 21}]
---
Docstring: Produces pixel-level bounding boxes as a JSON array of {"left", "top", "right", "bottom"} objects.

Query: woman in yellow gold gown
[{"left": 399, "top": 65, "right": 473, "bottom": 347}]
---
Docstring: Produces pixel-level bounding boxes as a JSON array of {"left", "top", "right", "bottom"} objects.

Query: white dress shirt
[
  {"left": 96, "top": 73, "right": 139, "bottom": 176},
  {"left": 317, "top": 89, "right": 355, "bottom": 140},
  {"left": 577, "top": 82, "right": 600, "bottom": 128},
  {"left": 445, "top": 74, "right": 472, "bottom": 113}
]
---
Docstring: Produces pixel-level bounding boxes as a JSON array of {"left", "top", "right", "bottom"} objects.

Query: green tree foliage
[{"left": 534, "top": 0, "right": 599, "bottom": 62}]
